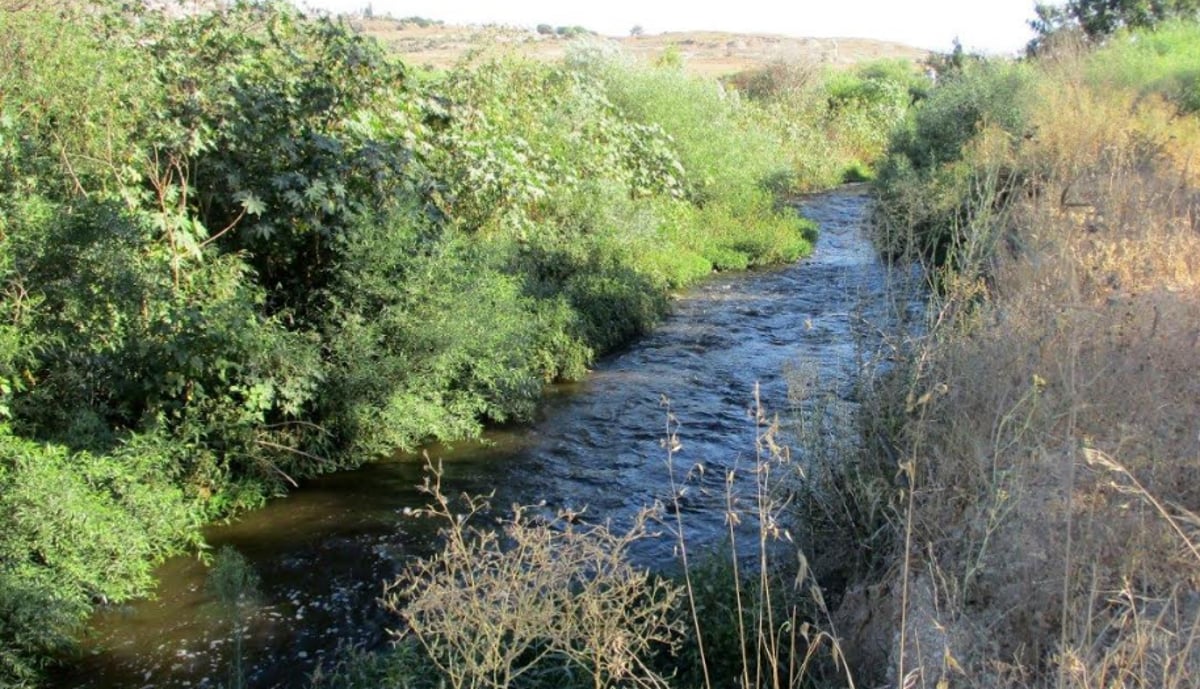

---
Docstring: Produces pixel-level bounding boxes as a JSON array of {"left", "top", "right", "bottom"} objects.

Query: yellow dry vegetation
[{"left": 868, "top": 38, "right": 1200, "bottom": 689}]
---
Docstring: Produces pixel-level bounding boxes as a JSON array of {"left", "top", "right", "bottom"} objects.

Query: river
[{"left": 55, "top": 185, "right": 921, "bottom": 689}]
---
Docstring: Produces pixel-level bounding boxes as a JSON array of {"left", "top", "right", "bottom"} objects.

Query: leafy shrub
[
  {"left": 586, "top": 56, "right": 789, "bottom": 206},
  {"left": 730, "top": 59, "right": 924, "bottom": 189},
  {"left": 0, "top": 2, "right": 840, "bottom": 680},
  {"left": 887, "top": 61, "right": 1033, "bottom": 174},
  {"left": 134, "top": 2, "right": 421, "bottom": 310},
  {"left": 319, "top": 209, "right": 588, "bottom": 455},
  {"left": 0, "top": 6, "right": 148, "bottom": 200},
  {"left": 824, "top": 61, "right": 925, "bottom": 165},
  {"left": 0, "top": 429, "right": 202, "bottom": 685},
  {"left": 429, "top": 57, "right": 686, "bottom": 232},
  {"left": 873, "top": 60, "right": 1035, "bottom": 264},
  {"left": 5, "top": 194, "right": 325, "bottom": 488}
]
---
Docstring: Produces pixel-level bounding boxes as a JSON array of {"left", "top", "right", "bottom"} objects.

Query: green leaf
[{"left": 234, "top": 191, "right": 266, "bottom": 217}]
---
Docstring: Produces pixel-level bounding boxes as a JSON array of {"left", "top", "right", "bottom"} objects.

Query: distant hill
[{"left": 349, "top": 17, "right": 931, "bottom": 76}]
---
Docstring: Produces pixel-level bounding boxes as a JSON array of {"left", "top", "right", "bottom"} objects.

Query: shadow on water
[{"left": 53, "top": 185, "right": 923, "bottom": 689}]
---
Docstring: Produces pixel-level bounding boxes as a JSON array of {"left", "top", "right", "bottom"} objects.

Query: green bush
[
  {"left": 319, "top": 209, "right": 588, "bottom": 455},
  {"left": 727, "top": 59, "right": 925, "bottom": 189},
  {"left": 5, "top": 194, "right": 325, "bottom": 488},
  {"left": 887, "top": 61, "right": 1033, "bottom": 173},
  {"left": 1084, "top": 20, "right": 1200, "bottom": 113},
  {"left": 826, "top": 61, "right": 926, "bottom": 168},
  {"left": 0, "top": 429, "right": 202, "bottom": 685},
  {"left": 873, "top": 59, "right": 1035, "bottom": 263},
  {"left": 133, "top": 2, "right": 420, "bottom": 311},
  {"left": 579, "top": 53, "right": 790, "bottom": 206},
  {"left": 0, "top": 6, "right": 148, "bottom": 200}
]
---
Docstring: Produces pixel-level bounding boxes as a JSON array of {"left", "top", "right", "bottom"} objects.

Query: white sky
[{"left": 300, "top": 0, "right": 1047, "bottom": 55}]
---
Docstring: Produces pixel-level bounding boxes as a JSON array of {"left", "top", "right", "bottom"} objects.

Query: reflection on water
[{"left": 55, "top": 185, "right": 923, "bottom": 689}]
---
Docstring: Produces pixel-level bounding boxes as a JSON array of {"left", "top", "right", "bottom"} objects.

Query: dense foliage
[
  {"left": 872, "top": 60, "right": 1035, "bottom": 264},
  {"left": 874, "top": 19, "right": 1200, "bottom": 266},
  {"left": 1032, "top": 0, "right": 1200, "bottom": 41},
  {"left": 726, "top": 58, "right": 928, "bottom": 188},
  {"left": 0, "top": 1, "right": 933, "bottom": 683}
]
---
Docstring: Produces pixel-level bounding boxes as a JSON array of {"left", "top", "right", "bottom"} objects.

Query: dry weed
[
  {"left": 385, "top": 461, "right": 682, "bottom": 689},
  {"left": 868, "top": 60, "right": 1200, "bottom": 689}
]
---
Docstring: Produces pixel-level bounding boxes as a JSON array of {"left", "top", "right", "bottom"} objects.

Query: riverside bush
[
  {"left": 585, "top": 56, "right": 789, "bottom": 206},
  {"left": 0, "top": 429, "right": 202, "bottom": 684},
  {"left": 872, "top": 60, "right": 1035, "bottom": 264},
  {"left": 728, "top": 59, "right": 927, "bottom": 188}
]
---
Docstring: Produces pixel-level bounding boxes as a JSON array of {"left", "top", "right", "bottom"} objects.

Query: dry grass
[
  {"left": 381, "top": 391, "right": 856, "bottom": 689},
  {"left": 384, "top": 463, "right": 682, "bottom": 689},
  {"left": 855, "top": 53, "right": 1200, "bottom": 689},
  {"left": 662, "top": 389, "right": 854, "bottom": 689}
]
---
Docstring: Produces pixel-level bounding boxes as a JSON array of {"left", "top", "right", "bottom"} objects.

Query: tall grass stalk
[
  {"left": 385, "top": 460, "right": 681, "bottom": 689},
  {"left": 370, "top": 392, "right": 856, "bottom": 689},
  {"left": 664, "top": 387, "right": 854, "bottom": 689},
  {"left": 661, "top": 398, "right": 713, "bottom": 689}
]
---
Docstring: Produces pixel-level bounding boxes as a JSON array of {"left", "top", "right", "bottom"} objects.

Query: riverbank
[
  {"left": 832, "top": 20, "right": 1200, "bottom": 688},
  {"left": 50, "top": 186, "right": 923, "bottom": 689}
]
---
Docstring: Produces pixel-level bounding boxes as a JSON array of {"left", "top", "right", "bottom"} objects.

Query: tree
[{"left": 1032, "top": 0, "right": 1200, "bottom": 42}]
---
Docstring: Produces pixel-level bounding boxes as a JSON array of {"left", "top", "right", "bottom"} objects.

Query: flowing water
[{"left": 54, "top": 185, "right": 921, "bottom": 689}]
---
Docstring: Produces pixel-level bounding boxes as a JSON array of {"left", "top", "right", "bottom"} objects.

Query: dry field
[{"left": 350, "top": 17, "right": 929, "bottom": 76}]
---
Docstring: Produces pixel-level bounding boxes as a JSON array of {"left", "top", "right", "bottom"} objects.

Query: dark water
[{"left": 55, "top": 186, "right": 920, "bottom": 689}]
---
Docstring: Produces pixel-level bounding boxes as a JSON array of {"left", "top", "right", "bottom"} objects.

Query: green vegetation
[
  {"left": 0, "top": 1, "right": 922, "bottom": 684},
  {"left": 1080, "top": 20, "right": 1200, "bottom": 112},
  {"left": 207, "top": 547, "right": 261, "bottom": 689},
  {"left": 27, "top": 1, "right": 1200, "bottom": 687},
  {"left": 304, "top": 13, "right": 1200, "bottom": 689},
  {"left": 1031, "top": 0, "right": 1200, "bottom": 41},
  {"left": 727, "top": 58, "right": 929, "bottom": 189},
  {"left": 873, "top": 59, "right": 1035, "bottom": 263},
  {"left": 534, "top": 24, "right": 595, "bottom": 38}
]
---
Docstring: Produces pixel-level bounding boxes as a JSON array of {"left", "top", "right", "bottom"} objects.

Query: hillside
[{"left": 351, "top": 17, "right": 930, "bottom": 76}]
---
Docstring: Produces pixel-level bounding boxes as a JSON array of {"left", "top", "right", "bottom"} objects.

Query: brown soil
[{"left": 350, "top": 18, "right": 930, "bottom": 77}]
